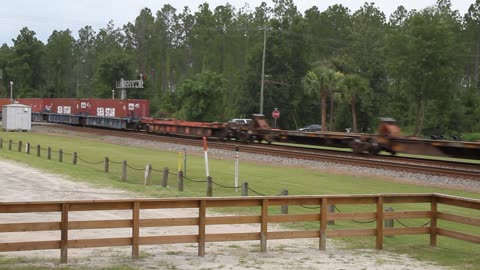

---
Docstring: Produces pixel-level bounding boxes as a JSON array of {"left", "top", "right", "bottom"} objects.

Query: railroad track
[{"left": 36, "top": 123, "right": 480, "bottom": 179}]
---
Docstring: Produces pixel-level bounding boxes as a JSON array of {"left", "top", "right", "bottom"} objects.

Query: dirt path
[{"left": 0, "top": 158, "right": 447, "bottom": 269}]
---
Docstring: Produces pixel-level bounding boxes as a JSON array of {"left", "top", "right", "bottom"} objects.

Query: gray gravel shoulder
[{"left": 100, "top": 135, "right": 480, "bottom": 194}]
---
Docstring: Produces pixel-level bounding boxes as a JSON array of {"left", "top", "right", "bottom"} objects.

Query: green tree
[
  {"left": 7, "top": 27, "right": 45, "bottom": 97},
  {"left": 346, "top": 3, "right": 386, "bottom": 128},
  {"left": 463, "top": 0, "right": 480, "bottom": 88},
  {"left": 304, "top": 4, "right": 352, "bottom": 60},
  {"left": 128, "top": 8, "right": 155, "bottom": 89},
  {"left": 175, "top": 71, "right": 226, "bottom": 121},
  {"left": 337, "top": 73, "right": 371, "bottom": 132},
  {"left": 94, "top": 52, "right": 134, "bottom": 99},
  {"left": 302, "top": 65, "right": 337, "bottom": 131},
  {"left": 386, "top": 6, "right": 464, "bottom": 135},
  {"left": 44, "top": 30, "right": 75, "bottom": 97},
  {"left": 0, "top": 44, "right": 13, "bottom": 97},
  {"left": 75, "top": 26, "right": 97, "bottom": 97}
]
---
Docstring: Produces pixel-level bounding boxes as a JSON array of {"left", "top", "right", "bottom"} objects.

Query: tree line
[{"left": 1, "top": 0, "right": 480, "bottom": 137}]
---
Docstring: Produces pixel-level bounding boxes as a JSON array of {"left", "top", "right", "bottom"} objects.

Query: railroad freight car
[
  {"left": 0, "top": 98, "right": 149, "bottom": 130},
  {"left": 140, "top": 114, "right": 276, "bottom": 143},
  {"left": 43, "top": 98, "right": 149, "bottom": 129},
  {"left": 84, "top": 99, "right": 149, "bottom": 129}
]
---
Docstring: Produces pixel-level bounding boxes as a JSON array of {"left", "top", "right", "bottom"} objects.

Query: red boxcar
[
  {"left": 0, "top": 98, "right": 12, "bottom": 109},
  {"left": 86, "top": 99, "right": 149, "bottom": 118},
  {"left": 1, "top": 98, "right": 150, "bottom": 119},
  {"left": 43, "top": 98, "right": 84, "bottom": 115},
  {"left": 15, "top": 98, "right": 45, "bottom": 113}
]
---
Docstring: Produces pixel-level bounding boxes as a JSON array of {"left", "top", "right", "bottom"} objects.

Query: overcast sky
[{"left": 0, "top": 0, "right": 474, "bottom": 46}]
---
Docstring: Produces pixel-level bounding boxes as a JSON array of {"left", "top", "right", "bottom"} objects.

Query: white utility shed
[{"left": 2, "top": 104, "right": 31, "bottom": 131}]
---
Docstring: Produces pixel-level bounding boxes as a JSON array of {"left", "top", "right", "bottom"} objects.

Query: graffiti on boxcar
[
  {"left": 97, "top": 107, "right": 115, "bottom": 117},
  {"left": 57, "top": 106, "right": 71, "bottom": 114}
]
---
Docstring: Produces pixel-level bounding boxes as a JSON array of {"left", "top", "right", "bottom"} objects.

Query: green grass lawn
[{"left": 0, "top": 129, "right": 479, "bottom": 270}]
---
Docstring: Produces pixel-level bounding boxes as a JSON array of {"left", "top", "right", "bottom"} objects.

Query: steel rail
[{"left": 36, "top": 124, "right": 480, "bottom": 179}]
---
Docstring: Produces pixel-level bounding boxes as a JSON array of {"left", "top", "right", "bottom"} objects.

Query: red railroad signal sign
[{"left": 272, "top": 109, "right": 280, "bottom": 119}]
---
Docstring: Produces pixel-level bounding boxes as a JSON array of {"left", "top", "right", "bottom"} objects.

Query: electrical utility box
[{"left": 2, "top": 104, "right": 31, "bottom": 131}]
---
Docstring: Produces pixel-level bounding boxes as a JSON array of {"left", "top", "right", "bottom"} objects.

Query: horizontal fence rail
[{"left": 0, "top": 193, "right": 479, "bottom": 264}]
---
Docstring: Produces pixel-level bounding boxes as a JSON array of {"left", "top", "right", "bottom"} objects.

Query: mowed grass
[{"left": 0, "top": 129, "right": 479, "bottom": 269}]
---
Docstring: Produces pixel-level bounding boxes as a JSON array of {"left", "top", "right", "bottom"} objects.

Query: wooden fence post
[
  {"left": 376, "top": 196, "right": 384, "bottom": 250},
  {"left": 17, "top": 141, "right": 22, "bottom": 152},
  {"left": 206, "top": 176, "right": 213, "bottom": 197},
  {"left": 26, "top": 143, "right": 30, "bottom": 154},
  {"left": 36, "top": 145, "right": 40, "bottom": 157},
  {"left": 281, "top": 189, "right": 288, "bottom": 214},
  {"left": 48, "top": 147, "right": 52, "bottom": 160},
  {"left": 59, "top": 149, "right": 63, "bottom": 163},
  {"left": 144, "top": 164, "right": 152, "bottom": 185},
  {"left": 242, "top": 182, "right": 248, "bottom": 196},
  {"left": 60, "top": 203, "right": 69, "bottom": 264},
  {"left": 178, "top": 171, "right": 184, "bottom": 191},
  {"left": 162, "top": 167, "right": 169, "bottom": 187},
  {"left": 104, "top": 157, "right": 109, "bottom": 173},
  {"left": 260, "top": 199, "right": 268, "bottom": 252},
  {"left": 8, "top": 139, "right": 12, "bottom": 151},
  {"left": 0, "top": 138, "right": 3, "bottom": 149},
  {"left": 320, "top": 198, "right": 327, "bottom": 250},
  {"left": 73, "top": 152, "right": 77, "bottom": 165},
  {"left": 132, "top": 201, "right": 140, "bottom": 260},
  {"left": 430, "top": 196, "right": 438, "bottom": 247},
  {"left": 198, "top": 200, "right": 206, "bottom": 257},
  {"left": 122, "top": 160, "right": 127, "bottom": 182}
]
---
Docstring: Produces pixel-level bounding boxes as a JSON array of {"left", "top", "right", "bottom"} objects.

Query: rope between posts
[
  {"left": 126, "top": 164, "right": 144, "bottom": 171},
  {"left": 247, "top": 187, "right": 266, "bottom": 196},
  {"left": 395, "top": 219, "right": 431, "bottom": 228},
  {"left": 168, "top": 171, "right": 178, "bottom": 176},
  {"left": 151, "top": 168, "right": 164, "bottom": 173},
  {"left": 211, "top": 180, "right": 237, "bottom": 189},
  {"left": 63, "top": 152, "right": 72, "bottom": 156},
  {"left": 109, "top": 160, "right": 123, "bottom": 164},
  {"left": 335, "top": 205, "right": 376, "bottom": 224},
  {"left": 300, "top": 205, "right": 320, "bottom": 209},
  {"left": 78, "top": 156, "right": 104, "bottom": 165},
  {"left": 183, "top": 176, "right": 206, "bottom": 183}
]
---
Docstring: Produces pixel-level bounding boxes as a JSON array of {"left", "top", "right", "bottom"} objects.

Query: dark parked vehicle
[{"left": 298, "top": 124, "right": 322, "bottom": 132}]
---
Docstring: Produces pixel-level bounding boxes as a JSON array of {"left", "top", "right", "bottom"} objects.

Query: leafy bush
[{"left": 461, "top": 133, "right": 480, "bottom": 142}]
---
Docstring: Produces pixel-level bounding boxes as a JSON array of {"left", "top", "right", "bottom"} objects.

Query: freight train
[
  {"left": 1, "top": 98, "right": 480, "bottom": 161},
  {"left": 0, "top": 98, "right": 149, "bottom": 129}
]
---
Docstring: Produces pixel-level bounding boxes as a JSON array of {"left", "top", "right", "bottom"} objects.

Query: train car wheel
[{"left": 239, "top": 132, "right": 250, "bottom": 143}]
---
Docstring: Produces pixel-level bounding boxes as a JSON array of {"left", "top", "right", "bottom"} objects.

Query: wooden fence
[{"left": 0, "top": 193, "right": 479, "bottom": 264}]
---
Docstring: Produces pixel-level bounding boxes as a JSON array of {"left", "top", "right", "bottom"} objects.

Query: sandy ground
[{"left": 0, "top": 158, "right": 449, "bottom": 270}]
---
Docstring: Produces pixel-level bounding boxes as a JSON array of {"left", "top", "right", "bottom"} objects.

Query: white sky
[{"left": 0, "top": 0, "right": 474, "bottom": 46}]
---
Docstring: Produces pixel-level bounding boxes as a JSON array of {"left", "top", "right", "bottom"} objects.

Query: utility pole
[
  {"left": 9, "top": 81, "right": 13, "bottom": 102},
  {"left": 260, "top": 26, "right": 267, "bottom": 115}
]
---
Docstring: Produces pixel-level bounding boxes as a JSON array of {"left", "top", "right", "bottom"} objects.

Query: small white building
[{"left": 2, "top": 104, "right": 31, "bottom": 132}]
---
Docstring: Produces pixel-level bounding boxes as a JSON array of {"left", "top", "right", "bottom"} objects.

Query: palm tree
[
  {"left": 337, "top": 73, "right": 371, "bottom": 133},
  {"left": 302, "top": 66, "right": 337, "bottom": 131}
]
